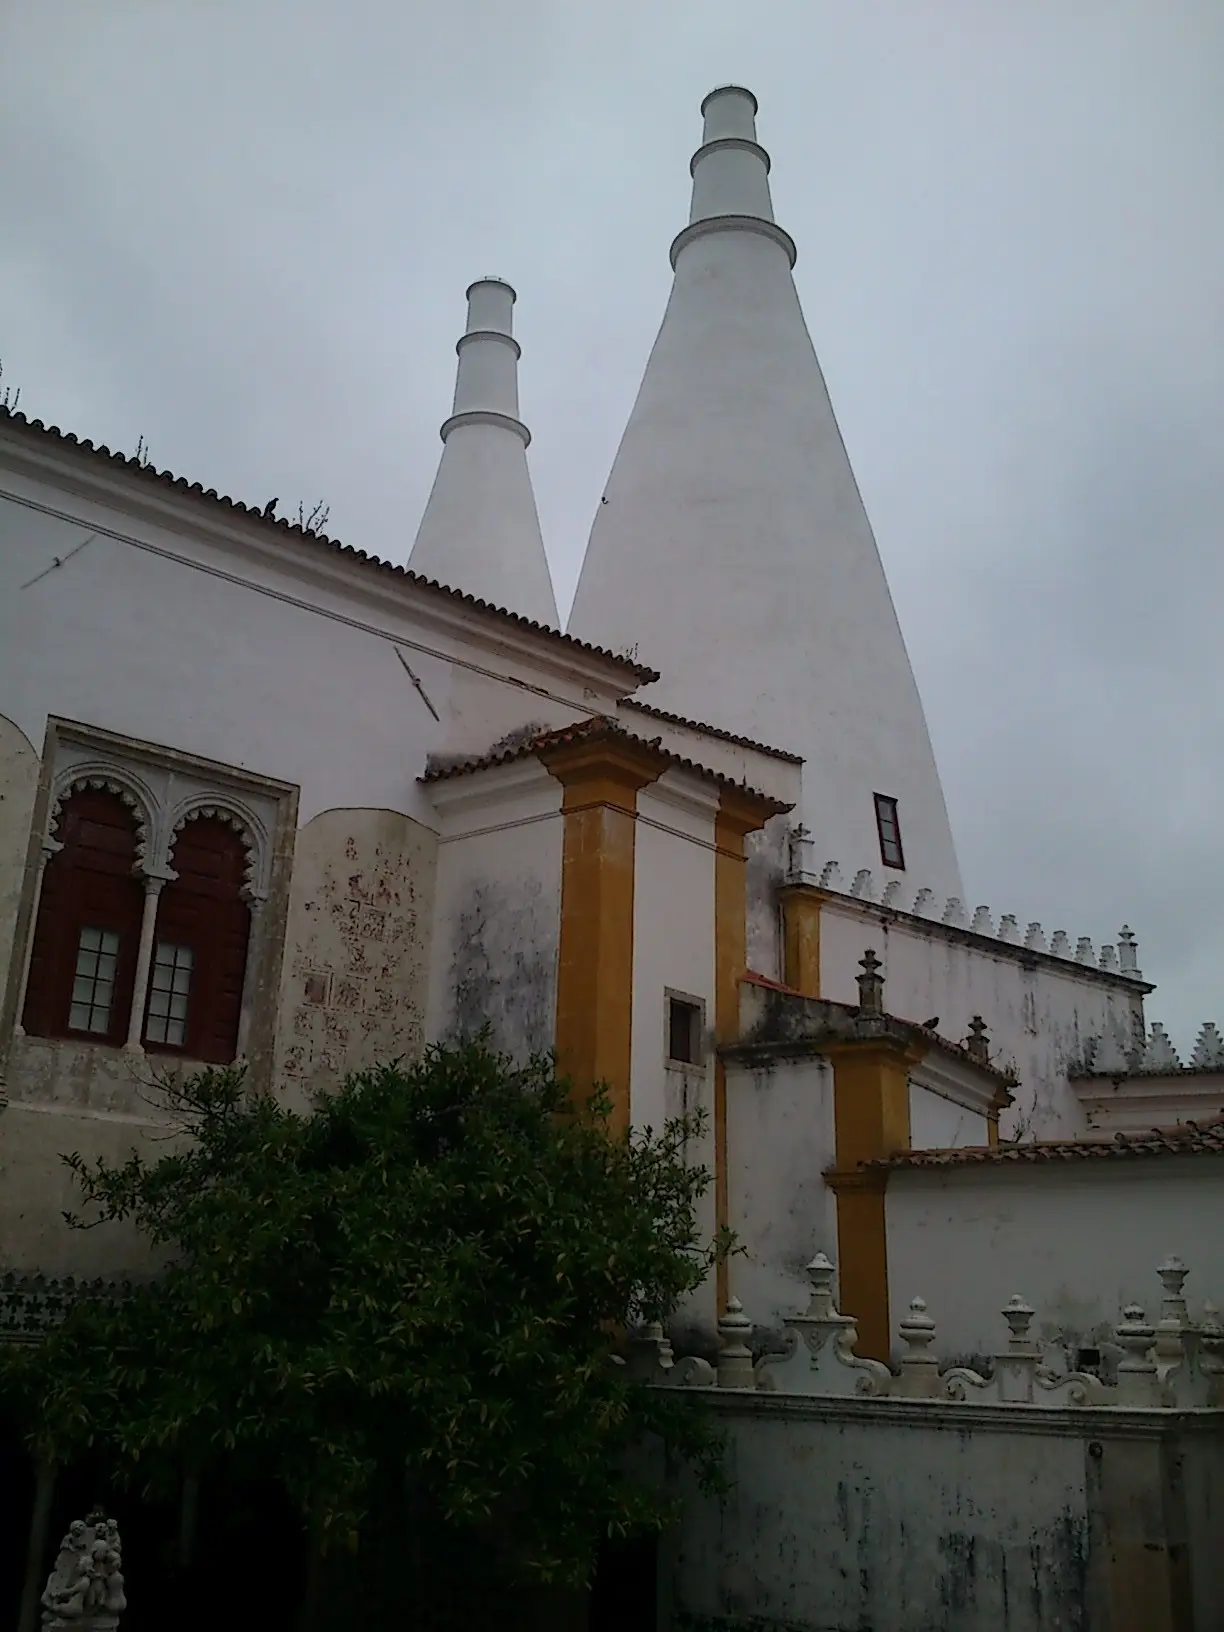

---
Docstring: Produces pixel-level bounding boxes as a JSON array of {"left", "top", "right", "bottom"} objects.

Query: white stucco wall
[
  {"left": 424, "top": 759, "right": 563, "bottom": 1062},
  {"left": 630, "top": 773, "right": 717, "bottom": 1135},
  {"left": 908, "top": 1081, "right": 989, "bottom": 1150},
  {"left": 667, "top": 1396, "right": 1222, "bottom": 1631},
  {"left": 726, "top": 1052, "right": 839, "bottom": 1337},
  {"left": 819, "top": 897, "right": 1145, "bottom": 1138},
  {"left": 885, "top": 1156, "right": 1224, "bottom": 1366},
  {"left": 0, "top": 447, "right": 631, "bottom": 835}
]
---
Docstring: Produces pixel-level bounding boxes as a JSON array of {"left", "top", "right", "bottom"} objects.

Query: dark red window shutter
[
  {"left": 22, "top": 788, "right": 145, "bottom": 1044},
  {"left": 152, "top": 817, "right": 252, "bottom": 1064}
]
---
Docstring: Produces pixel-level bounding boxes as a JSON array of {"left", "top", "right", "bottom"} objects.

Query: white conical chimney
[
  {"left": 408, "top": 278, "right": 558, "bottom": 626},
  {"left": 568, "top": 88, "right": 962, "bottom": 900}
]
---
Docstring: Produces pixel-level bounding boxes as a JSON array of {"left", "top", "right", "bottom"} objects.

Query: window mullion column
[{"left": 124, "top": 868, "right": 175, "bottom": 1052}]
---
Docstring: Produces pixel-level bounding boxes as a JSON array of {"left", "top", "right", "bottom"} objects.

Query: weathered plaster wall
[
  {"left": 632, "top": 774, "right": 719, "bottom": 1347},
  {"left": 725, "top": 1054, "right": 838, "bottom": 1339},
  {"left": 744, "top": 815, "right": 786, "bottom": 983},
  {"left": 908, "top": 1081, "right": 989, "bottom": 1150},
  {"left": 0, "top": 1044, "right": 190, "bottom": 1276},
  {"left": 819, "top": 899, "right": 1144, "bottom": 1138},
  {"left": 631, "top": 775, "right": 717, "bottom": 1135},
  {"left": 885, "top": 1157, "right": 1224, "bottom": 1366},
  {"left": 670, "top": 1401, "right": 1090, "bottom": 1631},
  {"left": 0, "top": 714, "right": 40, "bottom": 1008},
  {"left": 275, "top": 808, "right": 436, "bottom": 1108},
  {"left": 666, "top": 1398, "right": 1223, "bottom": 1631},
  {"left": 426, "top": 763, "right": 562, "bottom": 1062}
]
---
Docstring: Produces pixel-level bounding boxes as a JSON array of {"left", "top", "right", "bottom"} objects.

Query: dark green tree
[{"left": 3, "top": 1042, "right": 725, "bottom": 1608}]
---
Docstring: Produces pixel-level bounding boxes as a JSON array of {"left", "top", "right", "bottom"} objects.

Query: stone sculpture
[{"left": 41, "top": 1510, "right": 125, "bottom": 1632}]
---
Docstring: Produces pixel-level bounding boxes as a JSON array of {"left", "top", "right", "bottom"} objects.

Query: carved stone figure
[{"left": 40, "top": 1512, "right": 124, "bottom": 1632}]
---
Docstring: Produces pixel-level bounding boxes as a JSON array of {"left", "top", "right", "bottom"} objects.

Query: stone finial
[
  {"left": 717, "top": 1297, "right": 756, "bottom": 1389},
  {"left": 1075, "top": 937, "right": 1095, "bottom": 965},
  {"left": 856, "top": 949, "right": 884, "bottom": 1015},
  {"left": 1191, "top": 1023, "right": 1224, "bottom": 1070},
  {"left": 994, "top": 1295, "right": 1040, "bottom": 1403},
  {"left": 1157, "top": 1257, "right": 1189, "bottom": 1324},
  {"left": 1049, "top": 930, "right": 1072, "bottom": 959},
  {"left": 1099, "top": 944, "right": 1119, "bottom": 973},
  {"left": 970, "top": 906, "right": 993, "bottom": 936},
  {"left": 896, "top": 1296, "right": 940, "bottom": 1396},
  {"left": 1115, "top": 1303, "right": 1157, "bottom": 1404},
  {"left": 942, "top": 897, "right": 967, "bottom": 928},
  {"left": 912, "top": 888, "right": 936, "bottom": 918},
  {"left": 627, "top": 1320, "right": 675, "bottom": 1383},
  {"left": 1139, "top": 1023, "right": 1181, "bottom": 1073},
  {"left": 997, "top": 914, "right": 1019, "bottom": 943},
  {"left": 803, "top": 1252, "right": 838, "bottom": 1317},
  {"left": 850, "top": 868, "right": 875, "bottom": 900},
  {"left": 818, "top": 860, "right": 842, "bottom": 891},
  {"left": 1024, "top": 922, "right": 1046, "bottom": 952},
  {"left": 965, "top": 1016, "right": 990, "bottom": 1065},
  {"left": 1001, "top": 1295, "right": 1035, "bottom": 1347},
  {"left": 1118, "top": 926, "right": 1141, "bottom": 978}
]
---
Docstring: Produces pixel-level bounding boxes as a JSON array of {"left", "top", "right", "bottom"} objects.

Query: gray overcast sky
[{"left": 3, "top": 2, "right": 1222, "bottom": 1055}]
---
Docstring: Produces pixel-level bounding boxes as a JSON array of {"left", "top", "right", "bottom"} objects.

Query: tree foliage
[{"left": 3, "top": 1042, "right": 726, "bottom": 1585}]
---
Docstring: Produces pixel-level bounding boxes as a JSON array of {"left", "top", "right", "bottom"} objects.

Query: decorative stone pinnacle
[
  {"left": 1001, "top": 1295, "right": 1035, "bottom": 1345},
  {"left": 966, "top": 1016, "right": 990, "bottom": 1065},
  {"left": 856, "top": 949, "right": 884, "bottom": 1015}
]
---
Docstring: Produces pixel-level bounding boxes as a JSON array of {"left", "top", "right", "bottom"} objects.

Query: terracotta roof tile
[
  {"left": 421, "top": 716, "right": 793, "bottom": 814},
  {"left": 873, "top": 1119, "right": 1224, "bottom": 1171},
  {"left": 621, "top": 699, "right": 804, "bottom": 764},
  {"left": 0, "top": 406, "right": 659, "bottom": 683}
]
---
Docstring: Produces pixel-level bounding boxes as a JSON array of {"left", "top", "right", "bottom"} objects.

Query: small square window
[
  {"left": 667, "top": 997, "right": 702, "bottom": 1066},
  {"left": 873, "top": 794, "right": 905, "bottom": 870}
]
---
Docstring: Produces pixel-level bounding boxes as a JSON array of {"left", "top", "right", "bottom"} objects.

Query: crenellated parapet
[{"left": 794, "top": 851, "right": 1148, "bottom": 988}]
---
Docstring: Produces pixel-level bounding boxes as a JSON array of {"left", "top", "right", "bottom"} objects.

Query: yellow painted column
[
  {"left": 823, "top": 1039, "right": 922, "bottom": 1361},
  {"left": 779, "top": 882, "right": 826, "bottom": 996},
  {"left": 541, "top": 737, "right": 661, "bottom": 1138}
]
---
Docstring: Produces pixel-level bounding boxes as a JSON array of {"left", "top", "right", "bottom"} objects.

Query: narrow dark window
[
  {"left": 667, "top": 997, "right": 701, "bottom": 1065},
  {"left": 873, "top": 793, "right": 905, "bottom": 870},
  {"left": 22, "top": 788, "right": 145, "bottom": 1045}
]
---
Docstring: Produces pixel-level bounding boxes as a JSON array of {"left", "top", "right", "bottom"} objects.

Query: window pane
[
  {"left": 68, "top": 924, "right": 119, "bottom": 1035},
  {"left": 668, "top": 998, "right": 699, "bottom": 1064},
  {"left": 145, "top": 941, "right": 193, "bottom": 1048}
]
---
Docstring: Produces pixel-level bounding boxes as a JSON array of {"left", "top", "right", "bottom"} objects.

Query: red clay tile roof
[
  {"left": 873, "top": 1119, "right": 1224, "bottom": 1170},
  {"left": 421, "top": 715, "right": 793, "bottom": 813},
  {"left": 0, "top": 406, "right": 659, "bottom": 684},
  {"left": 621, "top": 699, "right": 804, "bottom": 764}
]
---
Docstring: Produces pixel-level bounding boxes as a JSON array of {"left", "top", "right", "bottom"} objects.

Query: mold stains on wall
[
  {"left": 445, "top": 876, "right": 558, "bottom": 1061},
  {"left": 745, "top": 816, "right": 786, "bottom": 982},
  {"left": 276, "top": 809, "right": 437, "bottom": 1102}
]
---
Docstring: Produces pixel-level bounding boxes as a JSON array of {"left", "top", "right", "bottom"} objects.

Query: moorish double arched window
[{"left": 20, "top": 776, "right": 266, "bottom": 1067}]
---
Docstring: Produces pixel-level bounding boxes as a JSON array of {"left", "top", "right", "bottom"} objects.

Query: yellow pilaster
[
  {"left": 779, "top": 883, "right": 825, "bottom": 997},
  {"left": 541, "top": 737, "right": 661, "bottom": 1138},
  {"left": 823, "top": 1038, "right": 923, "bottom": 1361}
]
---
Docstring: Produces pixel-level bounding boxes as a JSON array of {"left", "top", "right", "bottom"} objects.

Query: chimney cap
[
  {"left": 465, "top": 276, "right": 517, "bottom": 302},
  {"left": 701, "top": 84, "right": 759, "bottom": 116}
]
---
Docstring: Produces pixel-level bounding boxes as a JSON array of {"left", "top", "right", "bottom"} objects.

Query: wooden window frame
[
  {"left": 665, "top": 991, "right": 705, "bottom": 1068},
  {"left": 873, "top": 793, "right": 905, "bottom": 871}
]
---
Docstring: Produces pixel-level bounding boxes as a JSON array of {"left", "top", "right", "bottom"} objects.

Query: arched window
[
  {"left": 22, "top": 788, "right": 146, "bottom": 1044},
  {"left": 146, "top": 816, "right": 251, "bottom": 1064}
]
